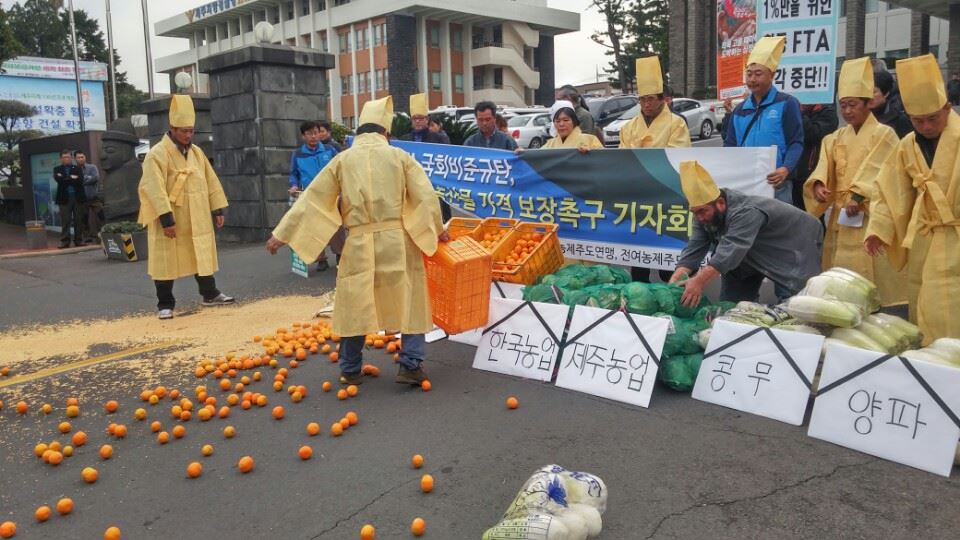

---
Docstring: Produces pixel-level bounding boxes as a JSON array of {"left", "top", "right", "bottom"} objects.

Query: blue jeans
[
  {"left": 339, "top": 333, "right": 426, "bottom": 374},
  {"left": 774, "top": 180, "right": 793, "bottom": 204}
]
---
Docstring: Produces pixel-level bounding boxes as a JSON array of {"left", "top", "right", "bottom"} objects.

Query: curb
[{"left": 0, "top": 245, "right": 102, "bottom": 260}]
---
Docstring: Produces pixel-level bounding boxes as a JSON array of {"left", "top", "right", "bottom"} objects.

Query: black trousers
[
  {"left": 154, "top": 275, "right": 220, "bottom": 310},
  {"left": 719, "top": 265, "right": 794, "bottom": 304},
  {"left": 630, "top": 266, "right": 673, "bottom": 283},
  {"left": 58, "top": 197, "right": 85, "bottom": 244}
]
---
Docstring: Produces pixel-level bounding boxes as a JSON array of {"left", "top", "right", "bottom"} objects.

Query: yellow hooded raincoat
[
  {"left": 271, "top": 133, "right": 443, "bottom": 337},
  {"left": 543, "top": 127, "right": 604, "bottom": 149},
  {"left": 803, "top": 113, "right": 906, "bottom": 306},
  {"left": 867, "top": 110, "right": 960, "bottom": 343},
  {"left": 618, "top": 105, "right": 691, "bottom": 148},
  {"left": 137, "top": 135, "right": 228, "bottom": 280}
]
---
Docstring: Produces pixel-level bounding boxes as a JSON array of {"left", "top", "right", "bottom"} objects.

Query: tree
[
  {"left": 0, "top": 3, "right": 23, "bottom": 67},
  {"left": 0, "top": 99, "right": 42, "bottom": 185},
  {"left": 591, "top": 0, "right": 670, "bottom": 91},
  {"left": 589, "top": 0, "right": 630, "bottom": 91}
]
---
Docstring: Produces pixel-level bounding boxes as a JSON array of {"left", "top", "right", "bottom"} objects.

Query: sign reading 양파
[
  {"left": 808, "top": 342, "right": 960, "bottom": 477},
  {"left": 692, "top": 320, "right": 823, "bottom": 425},
  {"left": 757, "top": 0, "right": 840, "bottom": 104},
  {"left": 555, "top": 305, "right": 669, "bottom": 408},
  {"left": 472, "top": 298, "right": 570, "bottom": 382}
]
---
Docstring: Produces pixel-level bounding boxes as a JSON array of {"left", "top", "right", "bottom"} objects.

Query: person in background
[
  {"left": 463, "top": 101, "right": 518, "bottom": 150},
  {"left": 289, "top": 120, "right": 340, "bottom": 271},
  {"left": 791, "top": 103, "right": 838, "bottom": 209},
  {"left": 556, "top": 85, "right": 596, "bottom": 136},
  {"left": 317, "top": 121, "right": 343, "bottom": 153},
  {"left": 947, "top": 72, "right": 960, "bottom": 106},
  {"left": 76, "top": 150, "right": 103, "bottom": 243},
  {"left": 865, "top": 53, "right": 960, "bottom": 344},
  {"left": 138, "top": 95, "right": 234, "bottom": 320},
  {"left": 542, "top": 106, "right": 603, "bottom": 151},
  {"left": 400, "top": 94, "right": 447, "bottom": 144},
  {"left": 53, "top": 149, "right": 86, "bottom": 248},
  {"left": 496, "top": 113, "right": 509, "bottom": 134},
  {"left": 723, "top": 36, "right": 803, "bottom": 205},
  {"left": 803, "top": 57, "right": 905, "bottom": 308},
  {"left": 871, "top": 70, "right": 913, "bottom": 139},
  {"left": 266, "top": 96, "right": 446, "bottom": 387},
  {"left": 428, "top": 116, "right": 450, "bottom": 144}
]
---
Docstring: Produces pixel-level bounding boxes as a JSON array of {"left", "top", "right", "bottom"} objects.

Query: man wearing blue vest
[
  {"left": 289, "top": 120, "right": 340, "bottom": 270},
  {"left": 723, "top": 36, "right": 804, "bottom": 204}
]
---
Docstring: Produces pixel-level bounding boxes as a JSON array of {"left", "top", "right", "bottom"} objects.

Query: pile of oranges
[
  {"left": 478, "top": 228, "right": 509, "bottom": 250},
  {"left": 494, "top": 232, "right": 545, "bottom": 269}
]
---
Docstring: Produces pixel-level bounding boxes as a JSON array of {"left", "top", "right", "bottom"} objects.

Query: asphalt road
[{"left": 1, "top": 244, "right": 958, "bottom": 539}]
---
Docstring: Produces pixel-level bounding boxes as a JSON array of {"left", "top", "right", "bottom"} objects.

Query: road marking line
[{"left": 0, "top": 341, "right": 177, "bottom": 389}]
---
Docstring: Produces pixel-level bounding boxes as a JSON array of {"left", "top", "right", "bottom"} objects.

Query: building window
[
  {"left": 229, "top": 19, "right": 239, "bottom": 36},
  {"left": 269, "top": 6, "right": 280, "bottom": 23},
  {"left": 374, "top": 23, "right": 385, "bottom": 47},
  {"left": 355, "top": 27, "right": 367, "bottom": 50},
  {"left": 473, "top": 67, "right": 484, "bottom": 89},
  {"left": 341, "top": 75, "right": 353, "bottom": 95},
  {"left": 316, "top": 0, "right": 326, "bottom": 11},
  {"left": 384, "top": 68, "right": 389, "bottom": 90},
  {"left": 286, "top": 2, "right": 294, "bottom": 20},
  {"left": 429, "top": 26, "right": 440, "bottom": 48},
  {"left": 300, "top": 34, "right": 312, "bottom": 47},
  {"left": 334, "top": 0, "right": 350, "bottom": 6},
  {"left": 338, "top": 32, "right": 351, "bottom": 52},
  {"left": 451, "top": 28, "right": 462, "bottom": 51},
  {"left": 301, "top": 0, "right": 310, "bottom": 16},
  {"left": 319, "top": 32, "right": 328, "bottom": 52},
  {"left": 453, "top": 73, "right": 464, "bottom": 93},
  {"left": 865, "top": 0, "right": 879, "bottom": 13},
  {"left": 431, "top": 71, "right": 441, "bottom": 91},
  {"left": 494, "top": 68, "right": 503, "bottom": 88}
]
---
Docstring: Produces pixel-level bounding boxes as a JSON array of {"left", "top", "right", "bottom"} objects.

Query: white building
[{"left": 836, "top": 0, "right": 951, "bottom": 66}]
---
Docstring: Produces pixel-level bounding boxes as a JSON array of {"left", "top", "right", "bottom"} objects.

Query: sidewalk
[{"left": 0, "top": 222, "right": 100, "bottom": 258}]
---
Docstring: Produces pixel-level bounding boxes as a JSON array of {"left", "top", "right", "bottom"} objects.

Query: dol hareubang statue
[{"left": 99, "top": 118, "right": 142, "bottom": 220}]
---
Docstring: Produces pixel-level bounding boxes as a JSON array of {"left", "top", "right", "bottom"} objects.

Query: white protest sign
[
  {"left": 692, "top": 320, "right": 823, "bottom": 425},
  {"left": 555, "top": 305, "right": 669, "bottom": 408},
  {"left": 808, "top": 342, "right": 960, "bottom": 477},
  {"left": 428, "top": 282, "right": 528, "bottom": 345},
  {"left": 472, "top": 298, "right": 570, "bottom": 381}
]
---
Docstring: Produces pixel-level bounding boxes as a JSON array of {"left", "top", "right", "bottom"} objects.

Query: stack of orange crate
[
  {"left": 423, "top": 236, "right": 493, "bottom": 334},
  {"left": 445, "top": 217, "right": 482, "bottom": 240},
  {"left": 491, "top": 222, "right": 564, "bottom": 284}
]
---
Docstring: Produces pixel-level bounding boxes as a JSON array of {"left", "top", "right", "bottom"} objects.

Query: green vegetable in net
[
  {"left": 522, "top": 284, "right": 561, "bottom": 304},
  {"left": 621, "top": 282, "right": 659, "bottom": 315},
  {"left": 658, "top": 353, "right": 704, "bottom": 392}
]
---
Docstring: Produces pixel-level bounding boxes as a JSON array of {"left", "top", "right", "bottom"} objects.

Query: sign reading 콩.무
[
  {"left": 692, "top": 320, "right": 823, "bottom": 425},
  {"left": 756, "top": 0, "right": 839, "bottom": 104},
  {"left": 472, "top": 298, "right": 570, "bottom": 382},
  {"left": 555, "top": 305, "right": 669, "bottom": 408},
  {"left": 807, "top": 342, "right": 960, "bottom": 477}
]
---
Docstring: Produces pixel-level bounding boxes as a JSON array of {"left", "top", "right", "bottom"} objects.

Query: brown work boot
[
  {"left": 339, "top": 371, "right": 364, "bottom": 385},
  {"left": 395, "top": 365, "right": 428, "bottom": 386}
]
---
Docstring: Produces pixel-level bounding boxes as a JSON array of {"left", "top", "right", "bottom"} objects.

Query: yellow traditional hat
[
  {"left": 169, "top": 95, "right": 196, "bottom": 128},
  {"left": 635, "top": 56, "right": 663, "bottom": 97},
  {"left": 359, "top": 96, "right": 394, "bottom": 131},
  {"left": 410, "top": 93, "right": 429, "bottom": 117},
  {"left": 679, "top": 160, "right": 721, "bottom": 208},
  {"left": 837, "top": 57, "right": 874, "bottom": 99},
  {"left": 746, "top": 36, "right": 786, "bottom": 74},
  {"left": 896, "top": 54, "right": 948, "bottom": 116}
]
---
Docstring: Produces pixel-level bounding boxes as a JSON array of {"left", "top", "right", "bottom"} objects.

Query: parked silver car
[
  {"left": 602, "top": 98, "right": 719, "bottom": 147},
  {"left": 508, "top": 112, "right": 553, "bottom": 149}
]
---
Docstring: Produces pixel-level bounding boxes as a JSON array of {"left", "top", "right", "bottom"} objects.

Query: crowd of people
[{"left": 134, "top": 35, "right": 958, "bottom": 387}]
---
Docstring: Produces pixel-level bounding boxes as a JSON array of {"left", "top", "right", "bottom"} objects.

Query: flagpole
[
  {"left": 141, "top": 0, "right": 155, "bottom": 98},
  {"left": 105, "top": 0, "right": 119, "bottom": 120},
  {"left": 67, "top": 0, "right": 85, "bottom": 131}
]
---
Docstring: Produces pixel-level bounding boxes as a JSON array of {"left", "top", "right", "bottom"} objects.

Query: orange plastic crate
[
  {"left": 491, "top": 222, "right": 564, "bottom": 285},
  {"left": 424, "top": 236, "right": 493, "bottom": 335},
  {"left": 473, "top": 217, "right": 518, "bottom": 252},
  {"left": 446, "top": 217, "right": 482, "bottom": 240}
]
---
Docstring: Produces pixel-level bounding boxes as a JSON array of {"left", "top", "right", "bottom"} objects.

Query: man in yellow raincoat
[
  {"left": 865, "top": 53, "right": 960, "bottom": 344},
  {"left": 803, "top": 57, "right": 906, "bottom": 307},
  {"left": 138, "top": 95, "right": 234, "bottom": 319},
  {"left": 618, "top": 55, "right": 691, "bottom": 149},
  {"left": 266, "top": 96, "right": 445, "bottom": 386}
]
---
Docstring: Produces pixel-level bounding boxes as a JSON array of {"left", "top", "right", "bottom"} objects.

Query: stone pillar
[
  {"left": 668, "top": 0, "right": 688, "bottom": 96},
  {"left": 535, "top": 35, "right": 555, "bottom": 107},
  {"left": 198, "top": 44, "right": 335, "bottom": 242},
  {"left": 845, "top": 0, "right": 866, "bottom": 60},
  {"left": 386, "top": 14, "right": 418, "bottom": 111},
  {"left": 950, "top": 4, "right": 960, "bottom": 79},
  {"left": 909, "top": 11, "right": 930, "bottom": 57},
  {"left": 684, "top": 0, "right": 706, "bottom": 96},
  {"left": 140, "top": 95, "right": 213, "bottom": 159}
]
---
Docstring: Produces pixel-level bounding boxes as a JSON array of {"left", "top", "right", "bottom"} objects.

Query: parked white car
[
  {"left": 602, "top": 98, "right": 719, "bottom": 147},
  {"left": 508, "top": 112, "right": 553, "bottom": 148}
]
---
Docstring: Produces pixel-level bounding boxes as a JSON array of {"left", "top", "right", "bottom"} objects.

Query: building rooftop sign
[
  {"left": 186, "top": 0, "right": 255, "bottom": 23},
  {"left": 1, "top": 56, "right": 109, "bottom": 82}
]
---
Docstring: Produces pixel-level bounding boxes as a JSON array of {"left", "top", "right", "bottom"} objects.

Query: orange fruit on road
[
  {"left": 62, "top": 445, "right": 74, "bottom": 457},
  {"left": 223, "top": 426, "right": 236, "bottom": 438},
  {"left": 35, "top": 505, "right": 51, "bottom": 522},
  {"left": 55, "top": 497, "right": 73, "bottom": 515},
  {"left": 158, "top": 431, "right": 170, "bottom": 444},
  {"left": 291, "top": 391, "right": 303, "bottom": 403},
  {"left": 99, "top": 444, "right": 113, "bottom": 460},
  {"left": 227, "top": 394, "right": 240, "bottom": 406},
  {"left": 104, "top": 526, "right": 121, "bottom": 540},
  {"left": 148, "top": 395, "right": 159, "bottom": 405},
  {"left": 113, "top": 424, "right": 128, "bottom": 438},
  {"left": 306, "top": 422, "right": 320, "bottom": 436},
  {"left": 238, "top": 455, "right": 254, "bottom": 473},
  {"left": 298, "top": 445, "right": 313, "bottom": 460},
  {"left": 421, "top": 380, "right": 432, "bottom": 392},
  {"left": 336, "top": 389, "right": 348, "bottom": 400},
  {"left": 412, "top": 454, "right": 424, "bottom": 469},
  {"left": 360, "top": 524, "right": 376, "bottom": 540},
  {"left": 330, "top": 423, "right": 343, "bottom": 436},
  {"left": 139, "top": 390, "right": 153, "bottom": 402},
  {"left": 0, "top": 366, "right": 7, "bottom": 376},
  {"left": 197, "top": 408, "right": 212, "bottom": 421},
  {"left": 420, "top": 474, "right": 434, "bottom": 493},
  {"left": 134, "top": 408, "right": 147, "bottom": 420},
  {"left": 329, "top": 352, "right": 339, "bottom": 362},
  {"left": 218, "top": 406, "right": 230, "bottom": 419},
  {"left": 82, "top": 467, "right": 98, "bottom": 483},
  {"left": 172, "top": 425, "right": 186, "bottom": 439},
  {"left": 345, "top": 411, "right": 358, "bottom": 425},
  {"left": 202, "top": 444, "right": 214, "bottom": 456},
  {"left": 339, "top": 417, "right": 350, "bottom": 429},
  {"left": 58, "top": 421, "right": 72, "bottom": 433},
  {"left": 64, "top": 404, "right": 79, "bottom": 417},
  {"left": 411, "top": 517, "right": 426, "bottom": 536},
  {"left": 66, "top": 397, "right": 79, "bottom": 406},
  {"left": 72, "top": 431, "right": 88, "bottom": 446},
  {"left": 41, "top": 403, "right": 53, "bottom": 414},
  {"left": 187, "top": 461, "right": 203, "bottom": 478},
  {"left": 48, "top": 441, "right": 61, "bottom": 452},
  {"left": 104, "top": 400, "right": 119, "bottom": 413},
  {"left": 47, "top": 451, "right": 63, "bottom": 465},
  {"left": 272, "top": 406, "right": 285, "bottom": 419},
  {"left": 150, "top": 421, "right": 162, "bottom": 433},
  {"left": 322, "top": 381, "right": 332, "bottom": 392},
  {"left": 0, "top": 521, "right": 15, "bottom": 538},
  {"left": 15, "top": 401, "right": 27, "bottom": 414},
  {"left": 179, "top": 410, "right": 192, "bottom": 422},
  {"left": 34, "top": 443, "right": 48, "bottom": 457},
  {"left": 506, "top": 396, "right": 519, "bottom": 409},
  {"left": 346, "top": 385, "right": 358, "bottom": 397}
]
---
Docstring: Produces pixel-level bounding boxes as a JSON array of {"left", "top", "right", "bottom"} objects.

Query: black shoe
[
  {"left": 202, "top": 293, "right": 235, "bottom": 306},
  {"left": 316, "top": 260, "right": 330, "bottom": 272},
  {"left": 395, "top": 365, "right": 428, "bottom": 386},
  {"left": 58, "top": 242, "right": 70, "bottom": 249},
  {"left": 339, "top": 371, "right": 364, "bottom": 385}
]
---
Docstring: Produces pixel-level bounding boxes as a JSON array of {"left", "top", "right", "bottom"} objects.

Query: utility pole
[
  {"left": 141, "top": 0, "right": 155, "bottom": 98},
  {"left": 105, "top": 0, "right": 119, "bottom": 120},
  {"left": 67, "top": 0, "right": 85, "bottom": 131}
]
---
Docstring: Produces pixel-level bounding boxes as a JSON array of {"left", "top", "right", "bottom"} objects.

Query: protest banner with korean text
[
  {"left": 692, "top": 320, "right": 823, "bottom": 425},
  {"left": 472, "top": 298, "right": 570, "bottom": 382},
  {"left": 717, "top": 0, "right": 757, "bottom": 99},
  {"left": 394, "top": 142, "right": 775, "bottom": 270},
  {"left": 555, "top": 305, "right": 669, "bottom": 408},
  {"left": 808, "top": 342, "right": 960, "bottom": 477},
  {"left": 756, "top": 0, "right": 839, "bottom": 104}
]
